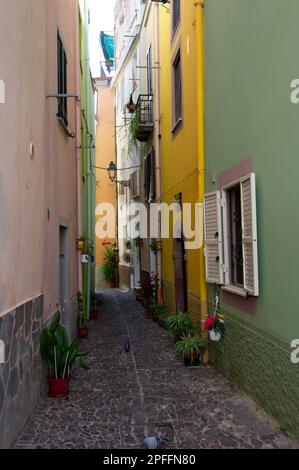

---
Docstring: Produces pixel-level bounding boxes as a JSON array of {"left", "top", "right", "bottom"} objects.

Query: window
[
  {"left": 204, "top": 173, "right": 259, "bottom": 296},
  {"left": 130, "top": 171, "right": 140, "bottom": 199},
  {"left": 172, "top": 0, "right": 181, "bottom": 35},
  {"left": 57, "top": 31, "right": 68, "bottom": 126},
  {"left": 172, "top": 49, "right": 182, "bottom": 127}
]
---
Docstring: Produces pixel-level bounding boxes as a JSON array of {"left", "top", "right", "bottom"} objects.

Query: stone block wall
[{"left": 0, "top": 295, "right": 43, "bottom": 448}]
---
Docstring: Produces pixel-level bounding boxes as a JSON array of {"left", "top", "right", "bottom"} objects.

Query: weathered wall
[
  {"left": 43, "top": 0, "right": 79, "bottom": 323},
  {"left": 0, "top": 295, "right": 43, "bottom": 449},
  {"left": 204, "top": 0, "right": 299, "bottom": 440},
  {"left": 0, "top": 0, "right": 46, "bottom": 316}
]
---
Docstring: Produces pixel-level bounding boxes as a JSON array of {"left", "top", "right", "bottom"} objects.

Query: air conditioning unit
[{"left": 130, "top": 171, "right": 140, "bottom": 199}]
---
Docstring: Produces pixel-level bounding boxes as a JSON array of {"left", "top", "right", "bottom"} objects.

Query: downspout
[
  {"left": 196, "top": 2, "right": 208, "bottom": 357},
  {"left": 154, "top": 2, "right": 163, "bottom": 304}
]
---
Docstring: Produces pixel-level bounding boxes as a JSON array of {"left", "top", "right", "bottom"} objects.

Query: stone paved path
[{"left": 15, "top": 289, "right": 296, "bottom": 449}]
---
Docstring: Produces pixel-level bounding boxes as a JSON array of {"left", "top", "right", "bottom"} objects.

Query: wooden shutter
[
  {"left": 203, "top": 191, "right": 224, "bottom": 284},
  {"left": 241, "top": 173, "right": 259, "bottom": 296},
  {"left": 130, "top": 171, "right": 140, "bottom": 199}
]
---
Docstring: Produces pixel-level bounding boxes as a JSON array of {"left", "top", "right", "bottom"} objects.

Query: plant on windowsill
[
  {"left": 175, "top": 334, "right": 207, "bottom": 367},
  {"left": 40, "top": 311, "right": 89, "bottom": 398},
  {"left": 166, "top": 312, "right": 194, "bottom": 343}
]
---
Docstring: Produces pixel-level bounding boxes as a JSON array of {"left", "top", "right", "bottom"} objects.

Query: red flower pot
[
  {"left": 90, "top": 308, "right": 99, "bottom": 320},
  {"left": 48, "top": 377, "right": 70, "bottom": 398},
  {"left": 79, "top": 327, "right": 88, "bottom": 339}
]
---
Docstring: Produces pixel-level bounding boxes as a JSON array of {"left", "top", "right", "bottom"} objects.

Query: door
[
  {"left": 173, "top": 235, "right": 188, "bottom": 313},
  {"left": 59, "top": 226, "right": 69, "bottom": 327}
]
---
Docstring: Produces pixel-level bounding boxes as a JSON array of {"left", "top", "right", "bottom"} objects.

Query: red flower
[{"left": 203, "top": 315, "right": 216, "bottom": 330}]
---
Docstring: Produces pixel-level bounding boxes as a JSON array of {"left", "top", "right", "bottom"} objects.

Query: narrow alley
[{"left": 15, "top": 290, "right": 294, "bottom": 450}]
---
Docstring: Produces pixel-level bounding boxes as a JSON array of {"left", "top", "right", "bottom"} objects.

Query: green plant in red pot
[
  {"left": 40, "top": 311, "right": 89, "bottom": 398},
  {"left": 166, "top": 312, "right": 193, "bottom": 343}
]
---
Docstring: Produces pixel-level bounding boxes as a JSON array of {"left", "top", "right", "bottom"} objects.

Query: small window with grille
[{"left": 57, "top": 31, "right": 68, "bottom": 127}]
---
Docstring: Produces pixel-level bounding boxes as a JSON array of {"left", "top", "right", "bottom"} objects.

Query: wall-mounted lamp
[{"left": 107, "top": 161, "right": 117, "bottom": 182}]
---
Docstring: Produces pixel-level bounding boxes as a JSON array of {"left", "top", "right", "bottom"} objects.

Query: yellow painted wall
[
  {"left": 159, "top": 1, "right": 205, "bottom": 314},
  {"left": 95, "top": 87, "right": 116, "bottom": 286}
]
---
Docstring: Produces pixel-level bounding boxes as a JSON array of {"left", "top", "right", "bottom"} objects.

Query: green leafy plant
[
  {"left": 123, "top": 252, "right": 131, "bottom": 263},
  {"left": 134, "top": 236, "right": 143, "bottom": 248},
  {"left": 128, "top": 108, "right": 141, "bottom": 156},
  {"left": 151, "top": 304, "right": 169, "bottom": 319},
  {"left": 175, "top": 334, "right": 207, "bottom": 356},
  {"left": 149, "top": 240, "right": 158, "bottom": 254},
  {"left": 125, "top": 239, "right": 132, "bottom": 250},
  {"left": 166, "top": 312, "right": 194, "bottom": 341},
  {"left": 40, "top": 311, "right": 89, "bottom": 379},
  {"left": 77, "top": 291, "right": 87, "bottom": 327},
  {"left": 101, "top": 244, "right": 118, "bottom": 285}
]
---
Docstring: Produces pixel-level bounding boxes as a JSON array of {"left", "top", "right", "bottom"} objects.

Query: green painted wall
[
  {"left": 79, "top": 0, "right": 96, "bottom": 319},
  {"left": 204, "top": 0, "right": 299, "bottom": 440}
]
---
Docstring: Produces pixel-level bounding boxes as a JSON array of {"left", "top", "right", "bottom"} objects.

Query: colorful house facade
[
  {"left": 159, "top": 0, "right": 207, "bottom": 326},
  {"left": 203, "top": 0, "right": 299, "bottom": 440}
]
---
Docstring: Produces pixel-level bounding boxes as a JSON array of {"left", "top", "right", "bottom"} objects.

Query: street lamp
[{"left": 107, "top": 161, "right": 117, "bottom": 182}]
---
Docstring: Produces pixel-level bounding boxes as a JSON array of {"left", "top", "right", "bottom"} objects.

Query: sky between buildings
[{"left": 88, "top": 0, "right": 116, "bottom": 78}]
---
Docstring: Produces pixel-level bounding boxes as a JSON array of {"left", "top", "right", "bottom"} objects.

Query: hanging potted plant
[
  {"left": 203, "top": 296, "right": 225, "bottom": 342},
  {"left": 126, "top": 94, "right": 137, "bottom": 113},
  {"left": 40, "top": 311, "right": 89, "bottom": 398},
  {"left": 175, "top": 334, "right": 207, "bottom": 367}
]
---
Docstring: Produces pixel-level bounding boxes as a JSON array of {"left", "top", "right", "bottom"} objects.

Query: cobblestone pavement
[{"left": 15, "top": 289, "right": 296, "bottom": 449}]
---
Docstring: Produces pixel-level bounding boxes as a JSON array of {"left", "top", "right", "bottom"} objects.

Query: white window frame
[{"left": 204, "top": 173, "right": 259, "bottom": 298}]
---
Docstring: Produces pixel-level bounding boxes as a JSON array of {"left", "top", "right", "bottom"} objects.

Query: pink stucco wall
[
  {"left": 0, "top": 0, "right": 46, "bottom": 316},
  {"left": 0, "top": 0, "right": 81, "bottom": 320}
]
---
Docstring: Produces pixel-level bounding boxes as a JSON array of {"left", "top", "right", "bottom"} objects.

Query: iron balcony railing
[{"left": 136, "top": 94, "right": 154, "bottom": 141}]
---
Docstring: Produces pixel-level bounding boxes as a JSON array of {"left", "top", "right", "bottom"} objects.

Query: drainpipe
[
  {"left": 154, "top": 3, "right": 163, "bottom": 304},
  {"left": 196, "top": 2, "right": 208, "bottom": 360}
]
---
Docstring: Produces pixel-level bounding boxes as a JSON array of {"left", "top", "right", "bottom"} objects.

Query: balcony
[{"left": 136, "top": 94, "right": 154, "bottom": 142}]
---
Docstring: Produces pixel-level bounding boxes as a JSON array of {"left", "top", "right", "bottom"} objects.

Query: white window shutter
[
  {"left": 204, "top": 191, "right": 224, "bottom": 284},
  {"left": 241, "top": 173, "right": 259, "bottom": 296}
]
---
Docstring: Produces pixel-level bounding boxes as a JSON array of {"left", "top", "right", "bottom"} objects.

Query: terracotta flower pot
[
  {"left": 79, "top": 327, "right": 88, "bottom": 339},
  {"left": 48, "top": 377, "right": 70, "bottom": 398},
  {"left": 90, "top": 308, "right": 99, "bottom": 320}
]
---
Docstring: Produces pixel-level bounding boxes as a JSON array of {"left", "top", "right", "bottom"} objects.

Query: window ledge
[
  {"left": 221, "top": 285, "right": 248, "bottom": 298},
  {"left": 171, "top": 117, "right": 183, "bottom": 135}
]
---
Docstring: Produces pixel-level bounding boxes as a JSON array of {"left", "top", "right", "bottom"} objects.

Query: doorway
[{"left": 172, "top": 194, "right": 188, "bottom": 313}]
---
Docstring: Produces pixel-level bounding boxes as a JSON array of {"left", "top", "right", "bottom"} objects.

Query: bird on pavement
[
  {"left": 124, "top": 338, "right": 130, "bottom": 352},
  {"left": 141, "top": 436, "right": 169, "bottom": 449}
]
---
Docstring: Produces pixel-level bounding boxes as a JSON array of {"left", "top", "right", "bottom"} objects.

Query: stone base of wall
[
  {"left": 162, "top": 280, "right": 202, "bottom": 328},
  {"left": 210, "top": 314, "right": 299, "bottom": 442},
  {"left": 0, "top": 295, "right": 43, "bottom": 449},
  {"left": 119, "top": 264, "right": 131, "bottom": 291}
]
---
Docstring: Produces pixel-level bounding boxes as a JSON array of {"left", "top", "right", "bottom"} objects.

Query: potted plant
[
  {"left": 175, "top": 334, "right": 207, "bottom": 367},
  {"left": 126, "top": 94, "right": 136, "bottom": 113},
  {"left": 101, "top": 243, "right": 119, "bottom": 288},
  {"left": 77, "top": 292, "right": 89, "bottom": 338},
  {"left": 123, "top": 252, "right": 131, "bottom": 263},
  {"left": 134, "top": 236, "right": 143, "bottom": 248},
  {"left": 166, "top": 312, "right": 194, "bottom": 343},
  {"left": 203, "top": 312, "right": 225, "bottom": 342},
  {"left": 151, "top": 304, "right": 169, "bottom": 328},
  {"left": 40, "top": 311, "right": 89, "bottom": 397},
  {"left": 125, "top": 239, "right": 132, "bottom": 250},
  {"left": 90, "top": 291, "right": 100, "bottom": 320}
]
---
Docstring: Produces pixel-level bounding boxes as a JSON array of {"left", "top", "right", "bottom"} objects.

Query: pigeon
[
  {"left": 141, "top": 436, "right": 169, "bottom": 449},
  {"left": 124, "top": 338, "right": 130, "bottom": 352}
]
